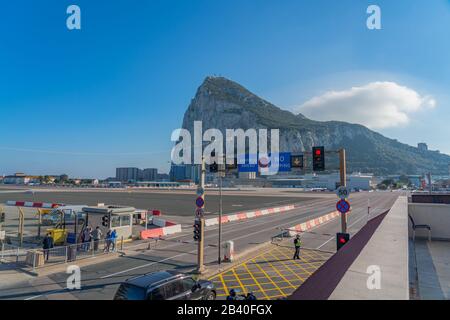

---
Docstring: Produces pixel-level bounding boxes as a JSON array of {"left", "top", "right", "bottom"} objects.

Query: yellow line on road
[
  {"left": 232, "top": 268, "right": 248, "bottom": 295},
  {"left": 269, "top": 249, "right": 306, "bottom": 282},
  {"left": 251, "top": 258, "right": 285, "bottom": 297},
  {"left": 259, "top": 254, "right": 297, "bottom": 289},
  {"left": 219, "top": 274, "right": 228, "bottom": 295},
  {"left": 243, "top": 263, "right": 270, "bottom": 300}
]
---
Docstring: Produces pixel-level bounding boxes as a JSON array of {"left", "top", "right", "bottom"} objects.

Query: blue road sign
[
  {"left": 237, "top": 153, "right": 292, "bottom": 173},
  {"left": 238, "top": 154, "right": 258, "bottom": 173},
  {"left": 196, "top": 196, "right": 205, "bottom": 208},
  {"left": 336, "top": 199, "right": 350, "bottom": 214}
]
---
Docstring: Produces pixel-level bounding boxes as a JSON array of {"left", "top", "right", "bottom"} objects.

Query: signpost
[
  {"left": 336, "top": 186, "right": 351, "bottom": 200},
  {"left": 195, "top": 196, "right": 205, "bottom": 209},
  {"left": 336, "top": 199, "right": 351, "bottom": 214},
  {"left": 195, "top": 158, "right": 206, "bottom": 274}
]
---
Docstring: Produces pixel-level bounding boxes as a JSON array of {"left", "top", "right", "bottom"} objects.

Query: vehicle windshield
[{"left": 114, "top": 284, "right": 147, "bottom": 300}]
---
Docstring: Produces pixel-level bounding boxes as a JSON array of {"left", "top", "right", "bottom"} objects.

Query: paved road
[
  {"left": 0, "top": 191, "right": 401, "bottom": 300},
  {"left": 0, "top": 189, "right": 321, "bottom": 217}
]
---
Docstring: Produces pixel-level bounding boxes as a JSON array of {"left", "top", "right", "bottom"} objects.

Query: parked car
[{"left": 113, "top": 271, "right": 216, "bottom": 300}]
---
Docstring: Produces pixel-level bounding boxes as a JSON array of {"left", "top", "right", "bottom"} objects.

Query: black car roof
[{"left": 125, "top": 270, "right": 183, "bottom": 288}]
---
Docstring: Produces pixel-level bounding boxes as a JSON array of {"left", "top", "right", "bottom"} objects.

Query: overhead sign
[
  {"left": 336, "top": 199, "right": 351, "bottom": 214},
  {"left": 336, "top": 186, "right": 351, "bottom": 199},
  {"left": 237, "top": 153, "right": 292, "bottom": 173},
  {"left": 291, "top": 154, "right": 303, "bottom": 169},
  {"left": 195, "top": 196, "right": 205, "bottom": 208}
]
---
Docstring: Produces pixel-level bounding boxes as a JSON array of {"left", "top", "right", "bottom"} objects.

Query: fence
[
  {"left": 0, "top": 243, "right": 28, "bottom": 264},
  {"left": 0, "top": 237, "right": 125, "bottom": 270}
]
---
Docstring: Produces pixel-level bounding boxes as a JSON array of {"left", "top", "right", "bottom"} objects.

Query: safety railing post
[{"left": 16, "top": 247, "right": 19, "bottom": 263}]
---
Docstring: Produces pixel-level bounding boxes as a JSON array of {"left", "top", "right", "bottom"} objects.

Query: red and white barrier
[
  {"left": 140, "top": 217, "right": 182, "bottom": 240},
  {"left": 204, "top": 204, "right": 296, "bottom": 227},
  {"left": 6, "top": 201, "right": 63, "bottom": 208},
  {"left": 286, "top": 211, "right": 341, "bottom": 237}
]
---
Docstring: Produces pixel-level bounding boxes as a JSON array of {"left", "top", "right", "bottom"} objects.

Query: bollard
[{"left": 120, "top": 236, "right": 124, "bottom": 251}]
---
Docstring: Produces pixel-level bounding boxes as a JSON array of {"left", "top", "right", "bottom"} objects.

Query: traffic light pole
[
  {"left": 218, "top": 173, "right": 223, "bottom": 265},
  {"left": 339, "top": 148, "right": 347, "bottom": 234},
  {"left": 196, "top": 158, "right": 206, "bottom": 274}
]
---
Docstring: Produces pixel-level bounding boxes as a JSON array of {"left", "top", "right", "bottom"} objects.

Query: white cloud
[{"left": 295, "top": 82, "right": 436, "bottom": 129}]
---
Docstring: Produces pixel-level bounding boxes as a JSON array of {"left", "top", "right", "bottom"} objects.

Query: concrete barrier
[
  {"left": 285, "top": 211, "right": 340, "bottom": 236},
  {"left": 140, "top": 217, "right": 182, "bottom": 240},
  {"left": 204, "top": 204, "right": 295, "bottom": 227}
]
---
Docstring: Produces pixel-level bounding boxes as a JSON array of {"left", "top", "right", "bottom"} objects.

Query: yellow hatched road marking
[
  {"left": 219, "top": 274, "right": 228, "bottom": 295},
  {"left": 243, "top": 263, "right": 270, "bottom": 300},
  {"left": 251, "top": 258, "right": 285, "bottom": 297},
  {"left": 232, "top": 268, "right": 248, "bottom": 295},
  {"left": 259, "top": 254, "right": 297, "bottom": 289},
  {"left": 275, "top": 247, "right": 313, "bottom": 276},
  {"left": 268, "top": 249, "right": 306, "bottom": 282}
]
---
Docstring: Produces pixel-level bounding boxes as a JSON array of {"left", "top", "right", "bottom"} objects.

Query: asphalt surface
[
  {"left": 0, "top": 189, "right": 318, "bottom": 217},
  {"left": 0, "top": 191, "right": 401, "bottom": 300}
]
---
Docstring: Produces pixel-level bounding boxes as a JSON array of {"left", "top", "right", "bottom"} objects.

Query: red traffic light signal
[
  {"left": 336, "top": 232, "right": 350, "bottom": 250},
  {"left": 312, "top": 146, "right": 325, "bottom": 171}
]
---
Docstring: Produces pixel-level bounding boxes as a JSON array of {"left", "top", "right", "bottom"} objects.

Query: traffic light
[
  {"left": 0, "top": 211, "right": 5, "bottom": 223},
  {"left": 209, "top": 161, "right": 218, "bottom": 173},
  {"left": 312, "top": 146, "right": 325, "bottom": 171},
  {"left": 102, "top": 215, "right": 109, "bottom": 227},
  {"left": 193, "top": 219, "right": 202, "bottom": 241},
  {"left": 336, "top": 232, "right": 350, "bottom": 250}
]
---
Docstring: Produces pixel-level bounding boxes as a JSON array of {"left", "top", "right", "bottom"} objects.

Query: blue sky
[{"left": 1, "top": 0, "right": 450, "bottom": 178}]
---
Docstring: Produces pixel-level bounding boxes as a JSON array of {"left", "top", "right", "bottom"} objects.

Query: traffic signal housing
[
  {"left": 336, "top": 232, "right": 350, "bottom": 250},
  {"left": 0, "top": 211, "right": 5, "bottom": 223},
  {"left": 102, "top": 215, "right": 109, "bottom": 227},
  {"left": 209, "top": 162, "right": 218, "bottom": 173},
  {"left": 312, "top": 146, "right": 325, "bottom": 171},
  {"left": 193, "top": 219, "right": 202, "bottom": 241}
]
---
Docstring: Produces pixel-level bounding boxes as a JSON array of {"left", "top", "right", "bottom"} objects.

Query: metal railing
[
  {"left": 0, "top": 243, "right": 28, "bottom": 264},
  {"left": 1, "top": 237, "right": 124, "bottom": 270}
]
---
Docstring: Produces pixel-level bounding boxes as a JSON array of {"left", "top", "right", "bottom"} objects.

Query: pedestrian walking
[
  {"left": 104, "top": 229, "right": 112, "bottom": 252},
  {"left": 293, "top": 234, "right": 301, "bottom": 260},
  {"left": 83, "top": 226, "right": 92, "bottom": 251},
  {"left": 92, "top": 226, "right": 102, "bottom": 251},
  {"left": 110, "top": 229, "right": 117, "bottom": 252},
  {"left": 42, "top": 232, "right": 54, "bottom": 261}
]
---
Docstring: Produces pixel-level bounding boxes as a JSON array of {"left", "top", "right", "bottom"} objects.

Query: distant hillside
[{"left": 181, "top": 76, "right": 450, "bottom": 175}]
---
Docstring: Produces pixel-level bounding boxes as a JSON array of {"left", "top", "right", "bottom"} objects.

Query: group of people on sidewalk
[
  {"left": 41, "top": 226, "right": 118, "bottom": 261},
  {"left": 81, "top": 226, "right": 118, "bottom": 252}
]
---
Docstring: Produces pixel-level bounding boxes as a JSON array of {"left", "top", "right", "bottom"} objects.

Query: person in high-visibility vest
[{"left": 293, "top": 234, "right": 302, "bottom": 260}]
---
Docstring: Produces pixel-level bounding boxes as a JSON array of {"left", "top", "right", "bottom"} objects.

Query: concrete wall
[
  {"left": 408, "top": 203, "right": 450, "bottom": 240},
  {"left": 329, "top": 196, "right": 409, "bottom": 300}
]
